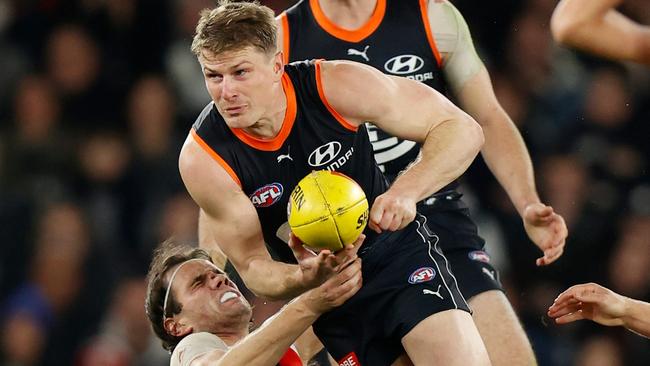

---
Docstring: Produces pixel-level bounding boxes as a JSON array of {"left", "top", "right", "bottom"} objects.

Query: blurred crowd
[{"left": 0, "top": 0, "right": 647, "bottom": 365}]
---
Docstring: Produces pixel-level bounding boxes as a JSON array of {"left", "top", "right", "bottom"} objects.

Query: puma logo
[
  {"left": 277, "top": 147, "right": 293, "bottom": 163},
  {"left": 482, "top": 267, "right": 496, "bottom": 281},
  {"left": 347, "top": 45, "right": 370, "bottom": 62},
  {"left": 423, "top": 285, "right": 444, "bottom": 299}
]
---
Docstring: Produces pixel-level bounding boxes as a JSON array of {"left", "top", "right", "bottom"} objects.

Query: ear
[
  {"left": 272, "top": 51, "right": 284, "bottom": 79},
  {"left": 164, "top": 317, "right": 193, "bottom": 338}
]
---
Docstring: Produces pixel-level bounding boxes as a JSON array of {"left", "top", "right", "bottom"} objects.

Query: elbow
[{"left": 465, "top": 116, "right": 484, "bottom": 155}]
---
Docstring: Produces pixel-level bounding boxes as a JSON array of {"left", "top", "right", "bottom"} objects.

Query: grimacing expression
[
  {"left": 165, "top": 260, "right": 251, "bottom": 334},
  {"left": 199, "top": 47, "right": 283, "bottom": 130}
]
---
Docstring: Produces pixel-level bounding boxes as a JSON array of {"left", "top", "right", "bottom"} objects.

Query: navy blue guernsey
[
  {"left": 281, "top": 0, "right": 457, "bottom": 191},
  {"left": 191, "top": 61, "right": 387, "bottom": 263}
]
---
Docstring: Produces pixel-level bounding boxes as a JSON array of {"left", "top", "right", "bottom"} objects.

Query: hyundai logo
[
  {"left": 384, "top": 55, "right": 424, "bottom": 75},
  {"left": 308, "top": 141, "right": 341, "bottom": 167}
]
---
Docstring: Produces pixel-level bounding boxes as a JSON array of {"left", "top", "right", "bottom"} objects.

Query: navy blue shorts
[
  {"left": 313, "top": 215, "right": 471, "bottom": 366},
  {"left": 418, "top": 196, "right": 503, "bottom": 300}
]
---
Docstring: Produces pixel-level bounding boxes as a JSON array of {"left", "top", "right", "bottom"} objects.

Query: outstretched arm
[
  {"left": 551, "top": 0, "right": 650, "bottom": 65},
  {"left": 189, "top": 248, "right": 363, "bottom": 365},
  {"left": 459, "top": 70, "right": 567, "bottom": 266},
  {"left": 548, "top": 283, "right": 650, "bottom": 338},
  {"left": 432, "top": 0, "right": 568, "bottom": 266}
]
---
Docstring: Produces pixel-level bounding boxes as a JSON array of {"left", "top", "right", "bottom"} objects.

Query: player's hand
[
  {"left": 333, "top": 234, "right": 364, "bottom": 272},
  {"left": 547, "top": 283, "right": 627, "bottom": 327},
  {"left": 368, "top": 191, "right": 417, "bottom": 233},
  {"left": 522, "top": 202, "right": 568, "bottom": 266},
  {"left": 302, "top": 255, "right": 363, "bottom": 314},
  {"left": 288, "top": 233, "right": 363, "bottom": 289}
]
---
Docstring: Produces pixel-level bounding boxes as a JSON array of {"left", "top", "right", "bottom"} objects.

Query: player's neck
[
  {"left": 317, "top": 0, "right": 377, "bottom": 30},
  {"left": 242, "top": 82, "right": 287, "bottom": 139},
  {"left": 215, "top": 328, "right": 250, "bottom": 347}
]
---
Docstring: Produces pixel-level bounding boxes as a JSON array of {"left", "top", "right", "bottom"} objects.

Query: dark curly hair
[{"left": 145, "top": 239, "right": 213, "bottom": 352}]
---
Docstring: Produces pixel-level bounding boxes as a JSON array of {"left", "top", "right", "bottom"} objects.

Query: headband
[{"left": 162, "top": 258, "right": 207, "bottom": 319}]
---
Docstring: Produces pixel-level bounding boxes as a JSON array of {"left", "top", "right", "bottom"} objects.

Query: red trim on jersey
[
  {"left": 190, "top": 128, "right": 242, "bottom": 187},
  {"left": 309, "top": 0, "right": 386, "bottom": 43},
  {"left": 230, "top": 73, "right": 297, "bottom": 151},
  {"left": 279, "top": 12, "right": 291, "bottom": 64},
  {"left": 278, "top": 347, "right": 302, "bottom": 366},
  {"left": 314, "top": 60, "right": 358, "bottom": 132},
  {"left": 418, "top": 0, "right": 443, "bottom": 67}
]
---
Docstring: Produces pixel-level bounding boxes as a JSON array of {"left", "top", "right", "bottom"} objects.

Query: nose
[
  {"left": 221, "top": 77, "right": 238, "bottom": 100},
  {"left": 208, "top": 272, "right": 232, "bottom": 290}
]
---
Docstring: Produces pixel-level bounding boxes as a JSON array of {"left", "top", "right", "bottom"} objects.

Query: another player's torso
[
  {"left": 283, "top": 0, "right": 448, "bottom": 182},
  {"left": 192, "top": 61, "right": 386, "bottom": 262}
]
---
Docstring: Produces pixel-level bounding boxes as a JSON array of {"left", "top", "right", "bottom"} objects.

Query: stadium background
[{"left": 0, "top": 0, "right": 647, "bottom": 365}]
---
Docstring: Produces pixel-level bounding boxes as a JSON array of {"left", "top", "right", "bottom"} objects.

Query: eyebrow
[
  {"left": 190, "top": 272, "right": 207, "bottom": 287},
  {"left": 203, "top": 62, "right": 251, "bottom": 74}
]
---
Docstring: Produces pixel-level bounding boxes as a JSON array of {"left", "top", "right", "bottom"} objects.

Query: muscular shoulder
[
  {"left": 170, "top": 332, "right": 228, "bottom": 366},
  {"left": 178, "top": 120, "right": 242, "bottom": 213},
  {"left": 318, "top": 60, "right": 397, "bottom": 123},
  {"left": 320, "top": 59, "right": 384, "bottom": 85},
  {"left": 179, "top": 102, "right": 215, "bottom": 173}
]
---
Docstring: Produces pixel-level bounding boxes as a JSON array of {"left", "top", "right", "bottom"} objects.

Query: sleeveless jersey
[
  {"left": 281, "top": 0, "right": 457, "bottom": 192},
  {"left": 191, "top": 61, "right": 386, "bottom": 263}
]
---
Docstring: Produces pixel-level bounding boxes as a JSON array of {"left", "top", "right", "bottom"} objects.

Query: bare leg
[
  {"left": 470, "top": 290, "right": 537, "bottom": 366},
  {"left": 402, "top": 309, "right": 491, "bottom": 366}
]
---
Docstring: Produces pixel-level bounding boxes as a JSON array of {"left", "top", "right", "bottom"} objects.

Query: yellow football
[{"left": 288, "top": 170, "right": 369, "bottom": 251}]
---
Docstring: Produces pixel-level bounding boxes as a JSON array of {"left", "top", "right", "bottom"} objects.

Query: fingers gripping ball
[{"left": 288, "top": 171, "right": 369, "bottom": 251}]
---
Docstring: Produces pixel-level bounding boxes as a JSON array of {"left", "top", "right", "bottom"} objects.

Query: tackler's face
[
  {"left": 200, "top": 47, "right": 283, "bottom": 130},
  {"left": 164, "top": 259, "right": 251, "bottom": 334}
]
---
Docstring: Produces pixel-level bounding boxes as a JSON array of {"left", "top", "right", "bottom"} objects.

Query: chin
[{"left": 223, "top": 115, "right": 254, "bottom": 129}]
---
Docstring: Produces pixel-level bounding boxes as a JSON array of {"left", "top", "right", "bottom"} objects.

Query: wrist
[
  {"left": 385, "top": 182, "right": 420, "bottom": 204},
  {"left": 273, "top": 266, "right": 310, "bottom": 300},
  {"left": 621, "top": 296, "right": 638, "bottom": 327},
  {"left": 292, "top": 292, "right": 323, "bottom": 319},
  {"left": 519, "top": 199, "right": 542, "bottom": 217}
]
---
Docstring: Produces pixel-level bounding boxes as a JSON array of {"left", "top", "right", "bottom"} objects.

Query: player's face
[
  {"left": 199, "top": 47, "right": 283, "bottom": 129},
  {"left": 167, "top": 260, "right": 251, "bottom": 333}
]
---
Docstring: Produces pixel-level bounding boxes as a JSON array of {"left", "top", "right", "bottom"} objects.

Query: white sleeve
[
  {"left": 170, "top": 332, "right": 229, "bottom": 366},
  {"left": 426, "top": 0, "right": 484, "bottom": 93}
]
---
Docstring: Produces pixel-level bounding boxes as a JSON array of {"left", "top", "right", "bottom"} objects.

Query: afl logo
[
  {"left": 408, "top": 267, "right": 436, "bottom": 284},
  {"left": 250, "top": 183, "right": 283, "bottom": 207},
  {"left": 384, "top": 55, "right": 424, "bottom": 75},
  {"left": 308, "top": 141, "right": 341, "bottom": 167}
]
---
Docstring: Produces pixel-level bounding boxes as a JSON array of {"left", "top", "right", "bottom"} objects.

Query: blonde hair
[{"left": 191, "top": 0, "right": 277, "bottom": 58}]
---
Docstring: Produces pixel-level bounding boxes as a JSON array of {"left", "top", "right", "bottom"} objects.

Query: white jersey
[{"left": 170, "top": 332, "right": 228, "bottom": 366}]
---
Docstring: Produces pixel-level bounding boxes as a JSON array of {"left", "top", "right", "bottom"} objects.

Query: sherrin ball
[{"left": 288, "top": 170, "right": 369, "bottom": 251}]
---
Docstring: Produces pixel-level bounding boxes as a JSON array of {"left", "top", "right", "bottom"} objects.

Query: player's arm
[
  {"left": 434, "top": 1, "right": 567, "bottom": 265},
  {"left": 180, "top": 134, "right": 327, "bottom": 300},
  {"left": 429, "top": 0, "right": 540, "bottom": 216},
  {"left": 548, "top": 283, "right": 650, "bottom": 338},
  {"left": 318, "top": 60, "right": 483, "bottom": 231},
  {"left": 197, "top": 210, "right": 228, "bottom": 270},
  {"left": 551, "top": 0, "right": 650, "bottom": 65},
  {"left": 624, "top": 298, "right": 650, "bottom": 338},
  {"left": 190, "top": 257, "right": 362, "bottom": 365}
]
